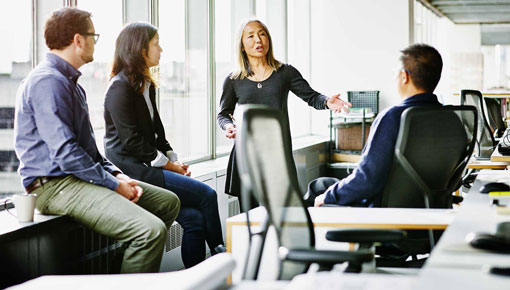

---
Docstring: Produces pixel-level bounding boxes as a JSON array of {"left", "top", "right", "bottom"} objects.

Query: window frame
[{"left": 30, "top": 0, "right": 315, "bottom": 164}]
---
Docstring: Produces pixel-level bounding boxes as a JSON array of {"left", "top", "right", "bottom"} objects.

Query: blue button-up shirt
[
  {"left": 14, "top": 53, "right": 120, "bottom": 191},
  {"left": 324, "top": 93, "right": 441, "bottom": 207}
]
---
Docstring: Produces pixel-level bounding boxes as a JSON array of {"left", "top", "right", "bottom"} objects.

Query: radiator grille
[
  {"left": 165, "top": 222, "right": 184, "bottom": 252},
  {"left": 77, "top": 198, "right": 237, "bottom": 270},
  {"left": 228, "top": 197, "right": 240, "bottom": 217},
  {"left": 75, "top": 226, "right": 124, "bottom": 274}
]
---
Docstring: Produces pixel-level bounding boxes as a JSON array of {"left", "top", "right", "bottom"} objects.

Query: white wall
[
  {"left": 308, "top": 0, "right": 483, "bottom": 134},
  {"left": 481, "top": 45, "right": 510, "bottom": 90},
  {"left": 309, "top": 0, "right": 412, "bottom": 135},
  {"left": 435, "top": 20, "right": 482, "bottom": 105}
]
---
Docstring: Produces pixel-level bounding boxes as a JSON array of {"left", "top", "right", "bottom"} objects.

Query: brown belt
[{"left": 25, "top": 176, "right": 57, "bottom": 193}]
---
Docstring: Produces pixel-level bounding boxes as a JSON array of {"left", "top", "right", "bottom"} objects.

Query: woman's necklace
[{"left": 254, "top": 66, "right": 269, "bottom": 89}]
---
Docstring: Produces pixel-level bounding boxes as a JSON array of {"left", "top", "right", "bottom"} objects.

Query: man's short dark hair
[
  {"left": 44, "top": 8, "right": 92, "bottom": 50},
  {"left": 400, "top": 44, "right": 443, "bottom": 92}
]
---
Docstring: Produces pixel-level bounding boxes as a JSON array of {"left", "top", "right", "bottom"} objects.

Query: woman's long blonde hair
[{"left": 231, "top": 18, "right": 282, "bottom": 80}]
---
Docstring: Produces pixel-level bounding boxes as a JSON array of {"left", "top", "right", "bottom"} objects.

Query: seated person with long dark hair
[
  {"left": 15, "top": 8, "right": 180, "bottom": 274},
  {"left": 315, "top": 44, "right": 444, "bottom": 207},
  {"left": 104, "top": 22, "right": 225, "bottom": 268}
]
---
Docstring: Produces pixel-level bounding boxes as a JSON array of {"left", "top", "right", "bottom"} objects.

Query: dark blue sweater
[{"left": 324, "top": 92, "right": 442, "bottom": 207}]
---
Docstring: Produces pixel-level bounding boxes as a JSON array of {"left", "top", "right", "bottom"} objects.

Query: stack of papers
[{"left": 333, "top": 108, "right": 375, "bottom": 122}]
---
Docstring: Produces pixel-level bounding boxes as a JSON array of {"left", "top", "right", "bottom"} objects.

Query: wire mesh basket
[{"left": 347, "top": 90, "right": 379, "bottom": 114}]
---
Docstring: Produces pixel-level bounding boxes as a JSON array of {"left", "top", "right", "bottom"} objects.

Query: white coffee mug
[{"left": 4, "top": 193, "right": 37, "bottom": 222}]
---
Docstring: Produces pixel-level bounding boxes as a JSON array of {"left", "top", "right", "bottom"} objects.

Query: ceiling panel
[
  {"left": 481, "top": 24, "right": 510, "bottom": 45},
  {"left": 428, "top": 0, "right": 510, "bottom": 24},
  {"left": 424, "top": 0, "right": 510, "bottom": 45}
]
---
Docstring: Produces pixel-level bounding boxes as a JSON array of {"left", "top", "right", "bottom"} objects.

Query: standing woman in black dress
[{"left": 217, "top": 18, "right": 350, "bottom": 209}]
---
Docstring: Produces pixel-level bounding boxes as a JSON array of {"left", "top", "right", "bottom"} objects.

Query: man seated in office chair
[{"left": 315, "top": 44, "right": 443, "bottom": 207}]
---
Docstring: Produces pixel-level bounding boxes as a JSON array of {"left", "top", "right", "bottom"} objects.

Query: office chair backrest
[
  {"left": 380, "top": 106, "right": 477, "bottom": 209},
  {"left": 236, "top": 105, "right": 314, "bottom": 280},
  {"left": 484, "top": 98, "right": 506, "bottom": 137},
  {"left": 460, "top": 90, "right": 496, "bottom": 157}
]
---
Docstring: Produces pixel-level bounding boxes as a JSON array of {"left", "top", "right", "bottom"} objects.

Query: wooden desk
[
  {"left": 453, "top": 92, "right": 510, "bottom": 99},
  {"left": 467, "top": 157, "right": 508, "bottom": 169},
  {"left": 490, "top": 144, "right": 510, "bottom": 162},
  {"left": 227, "top": 206, "right": 455, "bottom": 282},
  {"left": 490, "top": 127, "right": 510, "bottom": 162},
  {"left": 228, "top": 171, "right": 510, "bottom": 289},
  {"left": 480, "top": 92, "right": 510, "bottom": 99},
  {"left": 227, "top": 207, "right": 454, "bottom": 230}
]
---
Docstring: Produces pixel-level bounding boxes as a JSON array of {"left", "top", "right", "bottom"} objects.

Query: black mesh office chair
[
  {"left": 375, "top": 106, "right": 477, "bottom": 266},
  {"left": 460, "top": 90, "right": 496, "bottom": 158},
  {"left": 484, "top": 98, "right": 506, "bottom": 139},
  {"left": 324, "top": 106, "right": 477, "bottom": 268},
  {"left": 381, "top": 106, "right": 477, "bottom": 208},
  {"left": 236, "top": 105, "right": 373, "bottom": 280},
  {"left": 460, "top": 90, "right": 496, "bottom": 190}
]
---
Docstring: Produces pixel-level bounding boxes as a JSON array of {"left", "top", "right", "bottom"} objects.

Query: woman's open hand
[{"left": 327, "top": 94, "right": 352, "bottom": 113}]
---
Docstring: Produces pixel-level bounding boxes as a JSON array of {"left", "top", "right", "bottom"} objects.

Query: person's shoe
[{"left": 212, "top": 244, "right": 226, "bottom": 255}]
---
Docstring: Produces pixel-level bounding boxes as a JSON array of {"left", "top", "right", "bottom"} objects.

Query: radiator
[
  {"left": 166, "top": 222, "right": 184, "bottom": 252},
  {"left": 228, "top": 196, "right": 240, "bottom": 217}
]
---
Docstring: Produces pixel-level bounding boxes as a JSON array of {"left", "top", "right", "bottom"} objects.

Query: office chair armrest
[
  {"left": 320, "top": 204, "right": 342, "bottom": 207},
  {"left": 495, "top": 129, "right": 504, "bottom": 139},
  {"left": 452, "top": 195, "right": 464, "bottom": 204},
  {"left": 326, "top": 229, "right": 406, "bottom": 243},
  {"left": 281, "top": 248, "right": 373, "bottom": 265}
]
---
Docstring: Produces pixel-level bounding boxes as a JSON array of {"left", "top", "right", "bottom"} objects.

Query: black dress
[{"left": 217, "top": 64, "right": 329, "bottom": 208}]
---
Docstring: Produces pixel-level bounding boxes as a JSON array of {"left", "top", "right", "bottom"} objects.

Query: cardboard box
[{"left": 335, "top": 124, "right": 371, "bottom": 150}]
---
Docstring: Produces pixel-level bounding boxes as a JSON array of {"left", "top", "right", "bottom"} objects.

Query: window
[
  {"left": 287, "top": 0, "right": 313, "bottom": 138},
  {"left": 0, "top": 0, "right": 322, "bottom": 174},
  {"left": 258, "top": 0, "right": 319, "bottom": 138},
  {"left": 482, "top": 45, "right": 510, "bottom": 90},
  {"left": 256, "top": 0, "right": 286, "bottom": 62},
  {"left": 159, "top": 0, "right": 209, "bottom": 162},
  {"left": 76, "top": 0, "right": 123, "bottom": 153},
  {"left": 214, "top": 0, "right": 252, "bottom": 156},
  {"left": 0, "top": 0, "right": 33, "bottom": 192},
  {"left": 35, "top": 0, "right": 63, "bottom": 63},
  {"left": 414, "top": 0, "right": 439, "bottom": 45}
]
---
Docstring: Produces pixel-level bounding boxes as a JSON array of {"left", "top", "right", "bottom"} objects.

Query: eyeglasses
[
  {"left": 394, "top": 68, "right": 411, "bottom": 76},
  {"left": 82, "top": 33, "right": 100, "bottom": 44}
]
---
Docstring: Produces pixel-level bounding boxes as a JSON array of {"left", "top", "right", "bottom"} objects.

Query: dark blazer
[{"left": 104, "top": 70, "right": 172, "bottom": 188}]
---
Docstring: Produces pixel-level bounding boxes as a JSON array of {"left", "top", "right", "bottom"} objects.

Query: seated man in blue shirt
[
  {"left": 14, "top": 8, "right": 180, "bottom": 273},
  {"left": 314, "top": 44, "right": 443, "bottom": 207}
]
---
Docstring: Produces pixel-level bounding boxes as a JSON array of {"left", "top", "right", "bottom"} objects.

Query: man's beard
[{"left": 81, "top": 54, "right": 94, "bottom": 64}]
